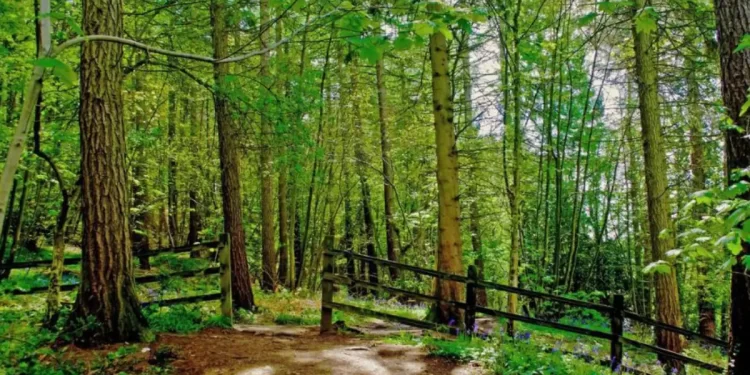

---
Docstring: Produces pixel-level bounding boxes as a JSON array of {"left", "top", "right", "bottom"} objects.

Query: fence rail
[
  {"left": 1, "top": 236, "right": 233, "bottom": 321},
  {"left": 320, "top": 250, "right": 727, "bottom": 374},
  {"left": 0, "top": 240, "right": 223, "bottom": 271}
]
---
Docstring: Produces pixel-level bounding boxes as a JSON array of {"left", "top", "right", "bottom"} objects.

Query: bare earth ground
[{"left": 145, "top": 325, "right": 484, "bottom": 375}]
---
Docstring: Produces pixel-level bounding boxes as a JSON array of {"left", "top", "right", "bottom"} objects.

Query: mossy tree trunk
[
  {"left": 429, "top": 13, "right": 464, "bottom": 325},
  {"left": 631, "top": 0, "right": 684, "bottom": 368}
]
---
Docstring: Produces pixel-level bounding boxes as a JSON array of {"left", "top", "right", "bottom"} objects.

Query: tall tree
[
  {"left": 714, "top": 0, "right": 750, "bottom": 372},
  {"left": 429, "top": 3, "right": 464, "bottom": 324},
  {"left": 210, "top": 0, "right": 255, "bottom": 310},
  {"left": 67, "top": 0, "right": 146, "bottom": 344},
  {"left": 259, "top": 0, "right": 277, "bottom": 292},
  {"left": 631, "top": 0, "right": 684, "bottom": 367}
]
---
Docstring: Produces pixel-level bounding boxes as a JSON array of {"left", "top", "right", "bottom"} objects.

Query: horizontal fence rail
[
  {"left": 0, "top": 240, "right": 223, "bottom": 271},
  {"left": 1, "top": 235, "right": 233, "bottom": 321},
  {"left": 320, "top": 250, "right": 727, "bottom": 374}
]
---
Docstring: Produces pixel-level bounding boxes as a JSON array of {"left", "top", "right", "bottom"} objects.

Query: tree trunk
[
  {"left": 428, "top": 10, "right": 464, "bottom": 325},
  {"left": 687, "top": 63, "right": 715, "bottom": 338},
  {"left": 258, "top": 0, "right": 277, "bottom": 292},
  {"left": 350, "top": 60, "right": 378, "bottom": 295},
  {"left": 167, "top": 89, "right": 178, "bottom": 246},
  {"left": 376, "top": 50, "right": 399, "bottom": 281},
  {"left": 67, "top": 0, "right": 146, "bottom": 345},
  {"left": 714, "top": 0, "right": 750, "bottom": 372},
  {"left": 631, "top": 0, "right": 684, "bottom": 368},
  {"left": 211, "top": 0, "right": 255, "bottom": 310}
]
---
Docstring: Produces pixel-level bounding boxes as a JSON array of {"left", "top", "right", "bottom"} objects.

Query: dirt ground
[{"left": 145, "top": 325, "right": 485, "bottom": 375}]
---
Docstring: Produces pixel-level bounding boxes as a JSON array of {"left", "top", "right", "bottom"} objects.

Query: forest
[{"left": 0, "top": 0, "right": 749, "bottom": 374}]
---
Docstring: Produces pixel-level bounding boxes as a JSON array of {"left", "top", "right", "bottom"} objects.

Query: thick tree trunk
[
  {"left": 429, "top": 17, "right": 464, "bottom": 325},
  {"left": 714, "top": 0, "right": 750, "bottom": 372},
  {"left": 631, "top": 0, "right": 684, "bottom": 368},
  {"left": 211, "top": 0, "right": 255, "bottom": 310},
  {"left": 67, "top": 0, "right": 146, "bottom": 345}
]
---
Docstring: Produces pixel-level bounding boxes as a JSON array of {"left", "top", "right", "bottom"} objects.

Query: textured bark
[
  {"left": 275, "top": 17, "right": 290, "bottom": 288},
  {"left": 259, "top": 0, "right": 277, "bottom": 292},
  {"left": 715, "top": 0, "right": 750, "bottom": 372},
  {"left": 631, "top": 0, "right": 684, "bottom": 368},
  {"left": 211, "top": 0, "right": 255, "bottom": 310},
  {"left": 0, "top": 170, "right": 27, "bottom": 280},
  {"left": 67, "top": 0, "right": 146, "bottom": 345},
  {"left": 429, "top": 19, "right": 464, "bottom": 325}
]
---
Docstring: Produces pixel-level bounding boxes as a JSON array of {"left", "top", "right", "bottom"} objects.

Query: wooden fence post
[
  {"left": 321, "top": 251, "right": 334, "bottom": 333},
  {"left": 610, "top": 294, "right": 624, "bottom": 371},
  {"left": 219, "top": 233, "right": 232, "bottom": 320},
  {"left": 465, "top": 265, "right": 478, "bottom": 334}
]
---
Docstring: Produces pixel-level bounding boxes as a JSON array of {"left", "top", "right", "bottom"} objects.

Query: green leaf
[
  {"left": 643, "top": 260, "right": 671, "bottom": 275},
  {"left": 635, "top": 8, "right": 658, "bottom": 34},
  {"left": 34, "top": 57, "right": 76, "bottom": 86},
  {"left": 577, "top": 12, "right": 597, "bottom": 27},
  {"left": 734, "top": 34, "right": 750, "bottom": 53},
  {"left": 339, "top": 0, "right": 354, "bottom": 10},
  {"left": 358, "top": 44, "right": 381, "bottom": 64},
  {"left": 413, "top": 22, "right": 434, "bottom": 38},
  {"left": 393, "top": 34, "right": 413, "bottom": 51},
  {"left": 740, "top": 93, "right": 750, "bottom": 117}
]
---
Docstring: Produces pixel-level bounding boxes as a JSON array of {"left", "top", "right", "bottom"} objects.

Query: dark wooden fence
[
  {"left": 320, "top": 250, "right": 726, "bottom": 374},
  {"left": 1, "top": 235, "right": 233, "bottom": 319}
]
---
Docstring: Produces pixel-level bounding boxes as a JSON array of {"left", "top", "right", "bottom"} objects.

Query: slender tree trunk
[
  {"left": 258, "top": 0, "right": 277, "bottom": 292},
  {"left": 631, "top": 0, "right": 684, "bottom": 368},
  {"left": 210, "top": 0, "right": 255, "bottom": 310},
  {"left": 167, "top": 89, "right": 178, "bottom": 246},
  {"left": 376, "top": 49, "right": 399, "bottom": 281},
  {"left": 714, "top": 0, "right": 750, "bottom": 372},
  {"left": 429, "top": 8, "right": 464, "bottom": 324},
  {"left": 687, "top": 63, "right": 715, "bottom": 338},
  {"left": 0, "top": 170, "right": 27, "bottom": 280},
  {"left": 67, "top": 0, "right": 146, "bottom": 345}
]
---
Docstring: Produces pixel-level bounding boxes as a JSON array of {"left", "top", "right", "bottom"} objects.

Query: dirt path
[{"left": 151, "top": 325, "right": 484, "bottom": 375}]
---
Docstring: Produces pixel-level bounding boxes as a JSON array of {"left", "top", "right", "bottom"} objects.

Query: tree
[
  {"left": 429, "top": 3, "right": 464, "bottom": 324},
  {"left": 714, "top": 0, "right": 750, "bottom": 372},
  {"left": 210, "top": 0, "right": 255, "bottom": 310},
  {"left": 631, "top": 0, "right": 684, "bottom": 367},
  {"left": 67, "top": 0, "right": 146, "bottom": 345}
]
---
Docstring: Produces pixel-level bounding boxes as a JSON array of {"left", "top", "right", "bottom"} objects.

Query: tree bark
[
  {"left": 211, "top": 0, "right": 255, "bottom": 310},
  {"left": 67, "top": 0, "right": 146, "bottom": 345},
  {"left": 259, "top": 0, "right": 277, "bottom": 292},
  {"left": 631, "top": 0, "right": 684, "bottom": 368},
  {"left": 714, "top": 0, "right": 750, "bottom": 372},
  {"left": 429, "top": 11, "right": 464, "bottom": 325}
]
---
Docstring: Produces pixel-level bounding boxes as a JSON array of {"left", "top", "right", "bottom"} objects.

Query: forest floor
[{"left": 140, "top": 324, "right": 484, "bottom": 375}]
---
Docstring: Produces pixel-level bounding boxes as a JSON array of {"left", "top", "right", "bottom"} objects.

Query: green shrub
[{"left": 273, "top": 312, "right": 319, "bottom": 326}]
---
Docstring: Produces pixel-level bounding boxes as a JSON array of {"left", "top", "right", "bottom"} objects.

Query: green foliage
[
  {"left": 144, "top": 305, "right": 228, "bottom": 334},
  {"left": 273, "top": 312, "right": 320, "bottom": 325},
  {"left": 734, "top": 34, "right": 750, "bottom": 53}
]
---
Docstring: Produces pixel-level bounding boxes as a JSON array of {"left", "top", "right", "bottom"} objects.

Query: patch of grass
[
  {"left": 423, "top": 334, "right": 484, "bottom": 362},
  {"left": 273, "top": 311, "right": 320, "bottom": 326},
  {"left": 145, "top": 305, "right": 230, "bottom": 334}
]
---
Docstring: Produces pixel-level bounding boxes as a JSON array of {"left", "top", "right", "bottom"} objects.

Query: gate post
[
  {"left": 320, "top": 251, "right": 334, "bottom": 333},
  {"left": 219, "top": 233, "right": 232, "bottom": 319},
  {"left": 465, "top": 265, "right": 478, "bottom": 334},
  {"left": 610, "top": 294, "right": 624, "bottom": 371}
]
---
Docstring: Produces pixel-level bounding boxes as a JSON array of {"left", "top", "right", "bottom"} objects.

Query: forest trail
[{"left": 146, "top": 325, "right": 484, "bottom": 375}]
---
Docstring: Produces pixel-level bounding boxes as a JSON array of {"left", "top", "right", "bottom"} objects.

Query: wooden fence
[
  {"left": 1, "top": 235, "right": 233, "bottom": 319},
  {"left": 320, "top": 250, "right": 726, "bottom": 373}
]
